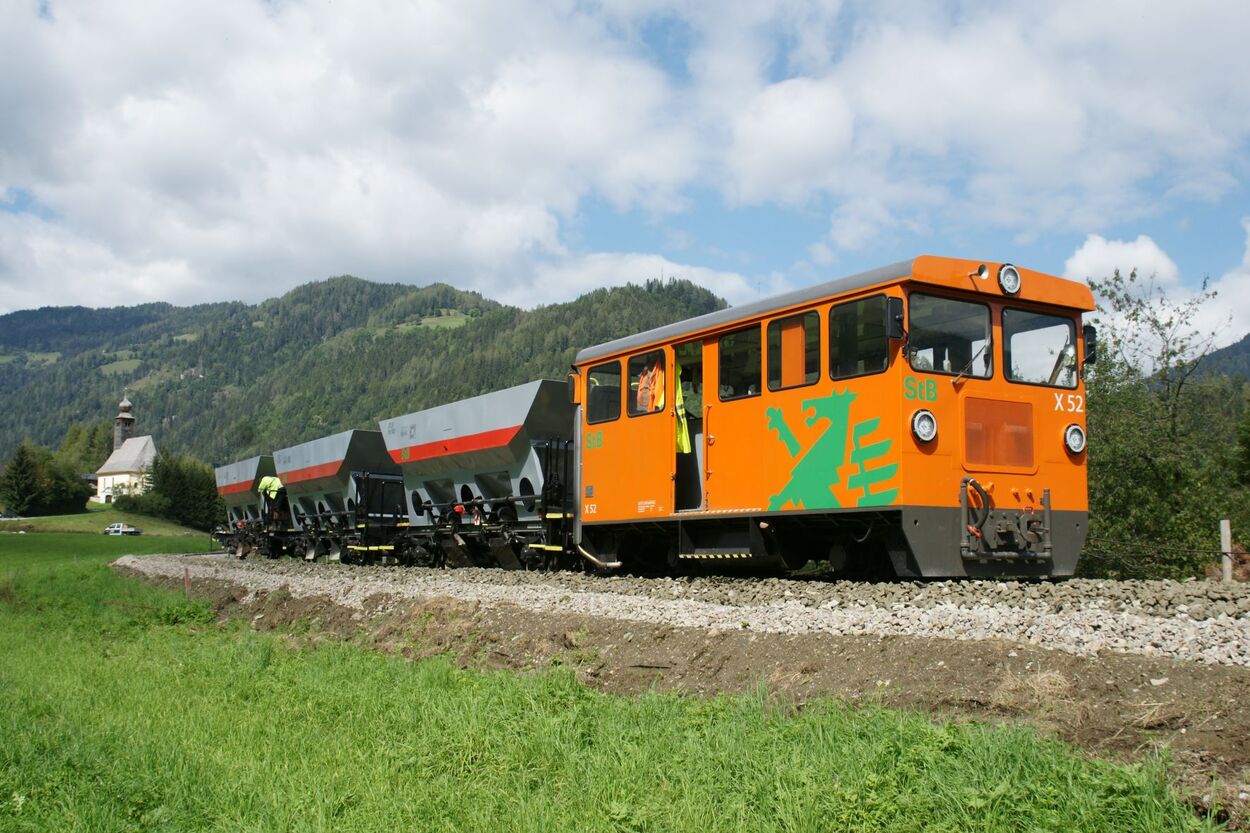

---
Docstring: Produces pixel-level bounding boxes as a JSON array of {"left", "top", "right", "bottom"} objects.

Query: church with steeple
[{"left": 93, "top": 394, "right": 158, "bottom": 503}]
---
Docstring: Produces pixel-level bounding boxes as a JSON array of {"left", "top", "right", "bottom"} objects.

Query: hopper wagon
[
  {"left": 212, "top": 454, "right": 287, "bottom": 558},
  {"left": 273, "top": 429, "right": 405, "bottom": 562},
  {"left": 381, "top": 380, "right": 575, "bottom": 568}
]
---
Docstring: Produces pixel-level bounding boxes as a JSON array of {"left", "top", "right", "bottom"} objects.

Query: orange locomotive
[{"left": 569, "top": 255, "right": 1095, "bottom": 578}]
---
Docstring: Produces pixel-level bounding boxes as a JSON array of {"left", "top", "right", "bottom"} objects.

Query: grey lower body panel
[
  {"left": 582, "top": 504, "right": 1086, "bottom": 579},
  {"left": 895, "top": 506, "right": 1085, "bottom": 578}
]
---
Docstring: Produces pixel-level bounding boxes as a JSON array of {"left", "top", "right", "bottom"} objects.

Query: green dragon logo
[{"left": 766, "top": 389, "right": 898, "bottom": 510}]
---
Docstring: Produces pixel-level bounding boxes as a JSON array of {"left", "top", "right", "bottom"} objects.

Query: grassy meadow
[
  {"left": 0, "top": 502, "right": 206, "bottom": 537},
  {"left": 0, "top": 536, "right": 1219, "bottom": 832}
]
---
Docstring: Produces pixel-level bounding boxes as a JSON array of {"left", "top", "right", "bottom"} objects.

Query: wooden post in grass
[
  {"left": 1221, "top": 519, "right": 1233, "bottom": 584},
  {"left": 183, "top": 565, "right": 191, "bottom": 599}
]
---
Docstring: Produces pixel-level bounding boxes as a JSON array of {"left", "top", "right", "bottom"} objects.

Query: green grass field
[
  {"left": 0, "top": 537, "right": 1217, "bottom": 832},
  {"left": 0, "top": 503, "right": 207, "bottom": 537},
  {"left": 22, "top": 351, "right": 60, "bottom": 366},
  {"left": 99, "top": 357, "right": 142, "bottom": 376}
]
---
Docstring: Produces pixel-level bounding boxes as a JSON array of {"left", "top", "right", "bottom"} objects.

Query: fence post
[{"left": 1221, "top": 519, "right": 1233, "bottom": 583}]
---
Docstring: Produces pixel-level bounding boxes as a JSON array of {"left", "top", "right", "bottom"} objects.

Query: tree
[
  {"left": 1238, "top": 412, "right": 1250, "bottom": 486},
  {"left": 1081, "top": 269, "right": 1248, "bottom": 578},
  {"left": 0, "top": 441, "right": 93, "bottom": 516},
  {"left": 56, "top": 419, "right": 114, "bottom": 473},
  {"left": 115, "top": 451, "right": 225, "bottom": 531},
  {"left": 0, "top": 443, "right": 41, "bottom": 515}
]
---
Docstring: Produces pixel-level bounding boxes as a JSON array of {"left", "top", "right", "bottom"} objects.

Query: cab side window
[
  {"left": 767, "top": 311, "right": 820, "bottom": 391},
  {"left": 719, "top": 326, "right": 762, "bottom": 400},
  {"left": 830, "top": 295, "right": 889, "bottom": 380},
  {"left": 587, "top": 361, "right": 622, "bottom": 423},
  {"left": 627, "top": 351, "right": 666, "bottom": 416}
]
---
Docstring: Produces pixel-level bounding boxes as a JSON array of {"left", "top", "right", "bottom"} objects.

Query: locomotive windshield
[
  {"left": 1003, "top": 308, "right": 1078, "bottom": 388},
  {"left": 907, "top": 294, "right": 991, "bottom": 378}
]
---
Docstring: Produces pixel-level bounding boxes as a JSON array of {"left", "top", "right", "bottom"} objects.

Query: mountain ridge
[{"left": 0, "top": 276, "right": 725, "bottom": 464}]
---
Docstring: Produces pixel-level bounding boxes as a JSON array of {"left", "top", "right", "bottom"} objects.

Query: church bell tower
[{"left": 113, "top": 394, "right": 136, "bottom": 451}]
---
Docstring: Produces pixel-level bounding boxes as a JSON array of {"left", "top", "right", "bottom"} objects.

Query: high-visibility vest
[
  {"left": 258, "top": 475, "right": 283, "bottom": 500},
  {"left": 674, "top": 358, "right": 692, "bottom": 454}
]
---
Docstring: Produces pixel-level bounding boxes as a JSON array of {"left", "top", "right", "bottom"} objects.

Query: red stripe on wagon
[
  {"left": 217, "top": 481, "right": 255, "bottom": 496},
  {"left": 389, "top": 425, "right": 522, "bottom": 464},
  {"left": 278, "top": 460, "right": 343, "bottom": 484}
]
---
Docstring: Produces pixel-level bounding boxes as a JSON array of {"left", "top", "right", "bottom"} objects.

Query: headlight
[
  {"left": 1064, "top": 423, "right": 1086, "bottom": 453},
  {"left": 912, "top": 409, "right": 938, "bottom": 443},
  {"left": 998, "top": 263, "right": 1021, "bottom": 295}
]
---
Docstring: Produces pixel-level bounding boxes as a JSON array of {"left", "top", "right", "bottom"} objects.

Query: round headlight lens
[
  {"left": 998, "top": 263, "right": 1021, "bottom": 295},
  {"left": 912, "top": 409, "right": 938, "bottom": 443},
  {"left": 1064, "top": 423, "right": 1087, "bottom": 453}
]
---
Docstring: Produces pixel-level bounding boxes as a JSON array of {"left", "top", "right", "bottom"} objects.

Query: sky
[{"left": 2, "top": 0, "right": 1250, "bottom": 344}]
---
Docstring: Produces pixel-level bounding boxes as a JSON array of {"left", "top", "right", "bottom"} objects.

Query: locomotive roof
[
  {"left": 575, "top": 258, "right": 914, "bottom": 364},
  {"left": 575, "top": 255, "right": 1095, "bottom": 364}
]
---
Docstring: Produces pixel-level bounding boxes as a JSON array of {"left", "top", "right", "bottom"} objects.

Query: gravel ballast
[{"left": 115, "top": 553, "right": 1250, "bottom": 668}]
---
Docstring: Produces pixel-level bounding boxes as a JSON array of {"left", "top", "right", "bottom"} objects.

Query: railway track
[{"left": 118, "top": 552, "right": 1250, "bottom": 667}]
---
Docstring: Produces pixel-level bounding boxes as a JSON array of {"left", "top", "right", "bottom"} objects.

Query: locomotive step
[{"left": 678, "top": 548, "right": 753, "bottom": 560}]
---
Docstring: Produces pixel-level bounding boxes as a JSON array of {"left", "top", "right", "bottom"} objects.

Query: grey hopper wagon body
[
  {"left": 214, "top": 455, "right": 276, "bottom": 523},
  {"left": 272, "top": 429, "right": 403, "bottom": 532},
  {"left": 380, "top": 380, "right": 574, "bottom": 528}
]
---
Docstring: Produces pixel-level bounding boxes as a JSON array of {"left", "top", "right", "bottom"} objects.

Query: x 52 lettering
[{"left": 1054, "top": 393, "right": 1084, "bottom": 413}]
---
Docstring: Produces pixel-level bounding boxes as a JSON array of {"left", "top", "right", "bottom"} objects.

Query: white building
[{"left": 93, "top": 396, "right": 158, "bottom": 503}]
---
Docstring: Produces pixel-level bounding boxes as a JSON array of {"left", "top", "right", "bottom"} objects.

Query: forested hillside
[
  {"left": 1201, "top": 332, "right": 1250, "bottom": 378},
  {"left": 0, "top": 277, "right": 724, "bottom": 464}
]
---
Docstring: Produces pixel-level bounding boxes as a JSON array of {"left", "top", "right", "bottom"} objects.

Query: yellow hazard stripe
[
  {"left": 677, "top": 552, "right": 752, "bottom": 560},
  {"left": 529, "top": 544, "right": 564, "bottom": 551},
  {"left": 544, "top": 513, "right": 566, "bottom": 519},
  {"left": 347, "top": 545, "right": 395, "bottom": 552},
  {"left": 396, "top": 522, "right": 410, "bottom": 527}
]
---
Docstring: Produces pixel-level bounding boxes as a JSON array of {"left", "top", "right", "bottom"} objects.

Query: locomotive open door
[{"left": 674, "top": 339, "right": 706, "bottom": 511}]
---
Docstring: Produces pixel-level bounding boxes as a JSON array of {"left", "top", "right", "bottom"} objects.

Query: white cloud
[
  {"left": 0, "top": 0, "right": 702, "bottom": 312},
  {"left": 2, "top": 1, "right": 1250, "bottom": 312},
  {"left": 725, "top": 76, "right": 854, "bottom": 204},
  {"left": 1062, "top": 225, "right": 1250, "bottom": 352},
  {"left": 1063, "top": 234, "right": 1181, "bottom": 285},
  {"left": 1198, "top": 217, "right": 1250, "bottom": 346}
]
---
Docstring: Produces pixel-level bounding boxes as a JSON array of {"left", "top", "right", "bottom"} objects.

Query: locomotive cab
[{"left": 572, "top": 255, "right": 1094, "bottom": 579}]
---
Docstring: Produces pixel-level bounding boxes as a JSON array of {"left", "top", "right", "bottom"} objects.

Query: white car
[{"left": 103, "top": 522, "right": 143, "bottom": 536}]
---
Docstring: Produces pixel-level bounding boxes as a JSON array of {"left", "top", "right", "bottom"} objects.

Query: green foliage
[
  {"left": 0, "top": 444, "right": 41, "bottom": 515},
  {"left": 113, "top": 452, "right": 225, "bottom": 531},
  {"left": 0, "top": 442, "right": 94, "bottom": 516},
  {"left": 0, "top": 542, "right": 1215, "bottom": 832},
  {"left": 1082, "top": 269, "right": 1249, "bottom": 578},
  {"left": 55, "top": 420, "right": 114, "bottom": 473},
  {"left": 1237, "top": 412, "right": 1250, "bottom": 487}
]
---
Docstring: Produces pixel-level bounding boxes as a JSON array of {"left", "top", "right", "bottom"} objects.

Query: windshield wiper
[{"left": 952, "top": 339, "right": 990, "bottom": 386}]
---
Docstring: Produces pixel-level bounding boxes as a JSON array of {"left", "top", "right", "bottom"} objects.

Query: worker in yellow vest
[
  {"left": 257, "top": 475, "right": 284, "bottom": 520},
  {"left": 674, "top": 358, "right": 691, "bottom": 454}
]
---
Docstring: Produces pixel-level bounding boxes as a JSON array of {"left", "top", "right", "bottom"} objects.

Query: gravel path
[{"left": 115, "top": 553, "right": 1250, "bottom": 668}]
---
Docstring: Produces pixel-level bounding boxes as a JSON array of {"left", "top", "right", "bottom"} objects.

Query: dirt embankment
[{"left": 117, "top": 554, "right": 1250, "bottom": 827}]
